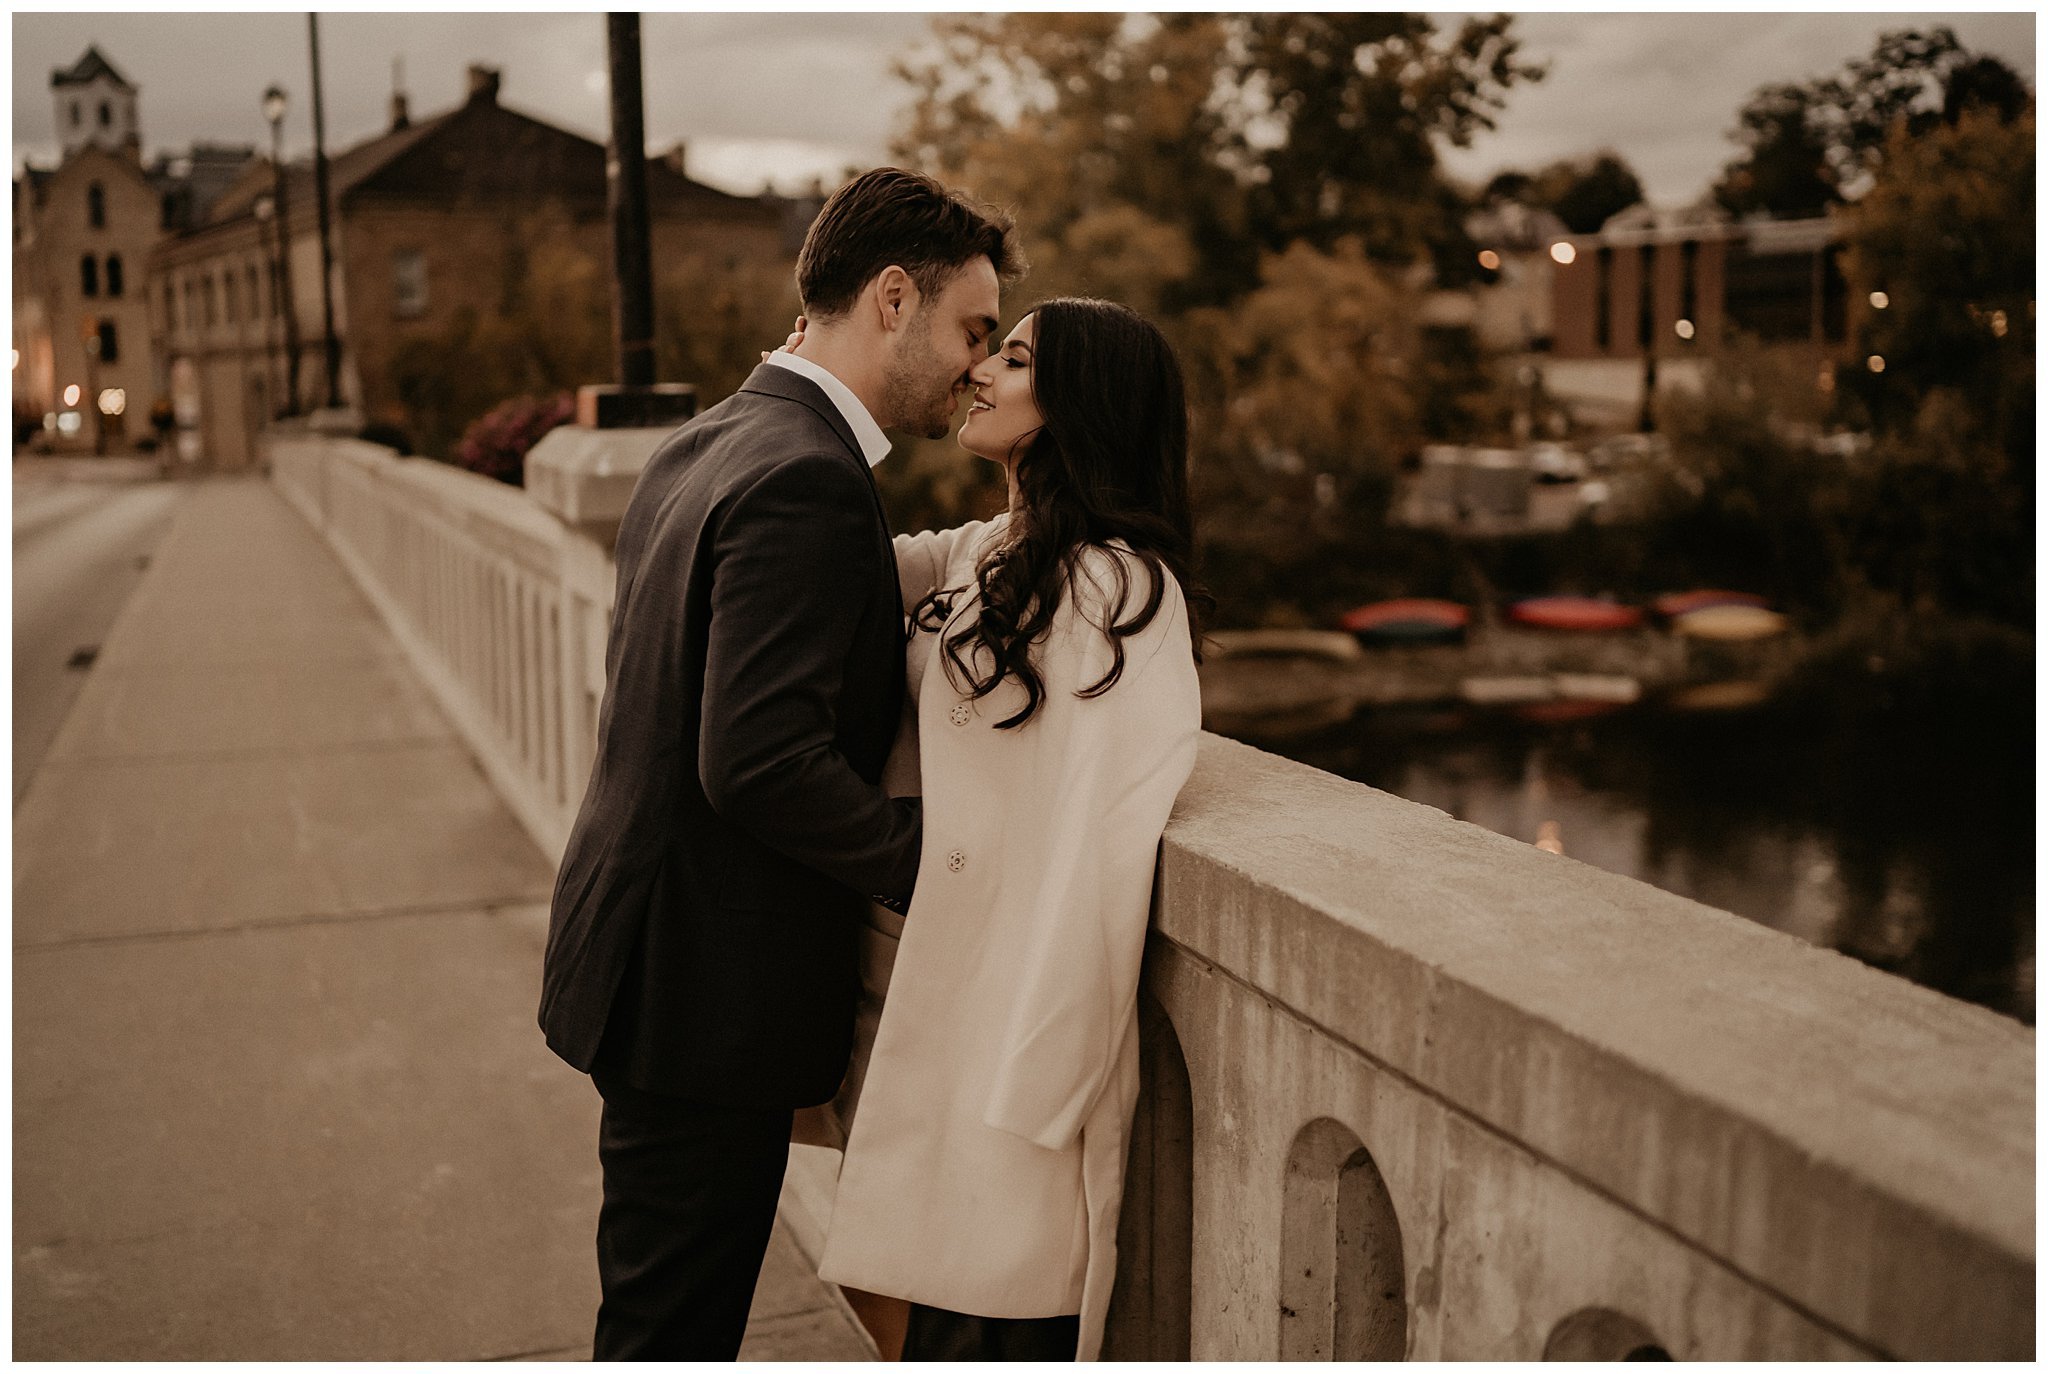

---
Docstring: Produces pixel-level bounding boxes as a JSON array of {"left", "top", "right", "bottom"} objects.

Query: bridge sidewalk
[{"left": 13, "top": 476, "right": 870, "bottom": 1360}]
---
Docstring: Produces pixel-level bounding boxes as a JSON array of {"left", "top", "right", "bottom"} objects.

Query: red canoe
[
  {"left": 1338, "top": 598, "right": 1470, "bottom": 644},
  {"left": 1651, "top": 589, "right": 1769, "bottom": 619},
  {"left": 1507, "top": 597, "right": 1643, "bottom": 632}
]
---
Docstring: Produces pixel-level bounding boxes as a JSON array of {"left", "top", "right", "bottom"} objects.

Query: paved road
[{"left": 13, "top": 462, "right": 182, "bottom": 803}]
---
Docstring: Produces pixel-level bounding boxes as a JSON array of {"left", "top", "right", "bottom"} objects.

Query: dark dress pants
[
  {"left": 591, "top": 1073, "right": 794, "bottom": 1361},
  {"left": 901, "top": 1303, "right": 1081, "bottom": 1361}
]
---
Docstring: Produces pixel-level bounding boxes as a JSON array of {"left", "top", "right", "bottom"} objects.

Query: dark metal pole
[
  {"left": 605, "top": 13, "right": 656, "bottom": 388},
  {"left": 308, "top": 13, "right": 342, "bottom": 409}
]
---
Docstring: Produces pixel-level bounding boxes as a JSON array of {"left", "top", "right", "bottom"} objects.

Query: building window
[
  {"left": 164, "top": 281, "right": 177, "bottom": 332},
  {"left": 1594, "top": 246, "right": 1612, "bottom": 352},
  {"left": 80, "top": 254, "right": 99, "bottom": 297},
  {"left": 248, "top": 264, "right": 262, "bottom": 322},
  {"left": 184, "top": 281, "right": 197, "bottom": 334},
  {"left": 392, "top": 249, "right": 428, "bottom": 318},
  {"left": 106, "top": 254, "right": 124, "bottom": 298},
  {"left": 97, "top": 320, "right": 119, "bottom": 363},
  {"left": 204, "top": 275, "right": 217, "bottom": 327},
  {"left": 87, "top": 182, "right": 105, "bottom": 229},
  {"left": 225, "top": 271, "right": 239, "bottom": 323},
  {"left": 98, "top": 101, "right": 112, "bottom": 128},
  {"left": 69, "top": 101, "right": 81, "bottom": 128}
]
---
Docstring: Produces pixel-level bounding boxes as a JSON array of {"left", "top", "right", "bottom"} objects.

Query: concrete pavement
[{"left": 13, "top": 476, "right": 871, "bottom": 1360}]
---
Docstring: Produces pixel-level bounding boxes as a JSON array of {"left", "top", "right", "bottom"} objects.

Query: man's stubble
[{"left": 880, "top": 309, "right": 962, "bottom": 441}]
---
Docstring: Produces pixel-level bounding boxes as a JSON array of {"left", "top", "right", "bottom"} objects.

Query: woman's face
[{"left": 958, "top": 314, "right": 1044, "bottom": 465}]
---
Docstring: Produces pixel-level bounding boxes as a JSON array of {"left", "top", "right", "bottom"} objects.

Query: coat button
[
  {"left": 949, "top": 703, "right": 971, "bottom": 726},
  {"left": 947, "top": 850, "right": 965, "bottom": 872}
]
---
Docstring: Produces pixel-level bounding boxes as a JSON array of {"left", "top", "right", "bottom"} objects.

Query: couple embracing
[{"left": 539, "top": 167, "right": 1205, "bottom": 1362}]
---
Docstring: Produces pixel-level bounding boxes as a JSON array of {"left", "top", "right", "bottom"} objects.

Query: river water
[{"left": 1220, "top": 647, "right": 2034, "bottom": 1024}]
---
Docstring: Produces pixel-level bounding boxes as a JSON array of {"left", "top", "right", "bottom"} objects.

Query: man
[{"left": 539, "top": 167, "right": 1022, "bottom": 1360}]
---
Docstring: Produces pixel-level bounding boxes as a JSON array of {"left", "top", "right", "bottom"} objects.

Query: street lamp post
[
  {"left": 262, "top": 84, "right": 303, "bottom": 417},
  {"left": 254, "top": 194, "right": 284, "bottom": 418}
]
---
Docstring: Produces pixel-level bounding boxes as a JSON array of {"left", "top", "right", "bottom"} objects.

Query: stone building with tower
[
  {"left": 13, "top": 47, "right": 164, "bottom": 452},
  {"left": 151, "top": 63, "right": 791, "bottom": 471}
]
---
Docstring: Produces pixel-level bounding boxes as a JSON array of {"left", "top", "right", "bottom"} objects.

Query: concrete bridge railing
[{"left": 268, "top": 430, "right": 2033, "bottom": 1360}]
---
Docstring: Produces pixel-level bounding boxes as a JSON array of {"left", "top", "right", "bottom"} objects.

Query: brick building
[
  {"left": 152, "top": 63, "right": 791, "bottom": 470},
  {"left": 1549, "top": 204, "right": 1859, "bottom": 361},
  {"left": 1541, "top": 204, "right": 1863, "bottom": 427}
]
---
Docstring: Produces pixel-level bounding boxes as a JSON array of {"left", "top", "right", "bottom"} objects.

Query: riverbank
[{"left": 1200, "top": 621, "right": 1804, "bottom": 737}]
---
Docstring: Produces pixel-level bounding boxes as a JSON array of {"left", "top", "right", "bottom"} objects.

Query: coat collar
[{"left": 738, "top": 361, "right": 882, "bottom": 469}]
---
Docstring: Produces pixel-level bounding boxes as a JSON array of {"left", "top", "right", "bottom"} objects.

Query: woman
[{"left": 813, "top": 297, "right": 1205, "bottom": 1362}]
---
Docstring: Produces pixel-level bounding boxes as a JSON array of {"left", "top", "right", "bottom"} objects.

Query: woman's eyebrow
[{"left": 1004, "top": 340, "right": 1035, "bottom": 357}]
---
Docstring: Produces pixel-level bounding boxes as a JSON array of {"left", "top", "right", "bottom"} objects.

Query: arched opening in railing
[
  {"left": 1102, "top": 983, "right": 1193, "bottom": 1360},
  {"left": 1543, "top": 1307, "right": 1673, "bottom": 1360},
  {"left": 1278, "top": 1117, "right": 1406, "bottom": 1360}
]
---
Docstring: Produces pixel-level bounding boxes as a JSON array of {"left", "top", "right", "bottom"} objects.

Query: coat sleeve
[
  {"left": 980, "top": 550, "right": 1201, "bottom": 1151},
  {"left": 697, "top": 450, "right": 923, "bottom": 900},
  {"left": 892, "top": 515, "right": 1001, "bottom": 610}
]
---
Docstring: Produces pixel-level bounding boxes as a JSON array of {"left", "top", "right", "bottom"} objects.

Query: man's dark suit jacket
[{"left": 539, "top": 362, "right": 922, "bottom": 1108}]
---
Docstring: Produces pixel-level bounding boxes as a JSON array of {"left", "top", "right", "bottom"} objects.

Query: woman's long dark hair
[{"left": 913, "top": 297, "right": 1208, "bottom": 730}]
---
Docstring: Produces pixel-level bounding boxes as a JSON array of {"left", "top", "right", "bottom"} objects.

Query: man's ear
[{"left": 873, "top": 266, "right": 919, "bottom": 333}]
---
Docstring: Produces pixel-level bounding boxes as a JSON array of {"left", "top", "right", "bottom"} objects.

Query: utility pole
[
  {"left": 308, "top": 13, "right": 342, "bottom": 410},
  {"left": 606, "top": 12, "right": 655, "bottom": 389},
  {"left": 573, "top": 12, "right": 693, "bottom": 430}
]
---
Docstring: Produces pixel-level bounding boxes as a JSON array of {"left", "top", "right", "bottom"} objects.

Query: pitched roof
[
  {"left": 193, "top": 82, "right": 770, "bottom": 232},
  {"left": 52, "top": 45, "right": 135, "bottom": 91}
]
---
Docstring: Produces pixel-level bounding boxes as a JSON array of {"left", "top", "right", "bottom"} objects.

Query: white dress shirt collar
[{"left": 764, "top": 350, "right": 892, "bottom": 468}]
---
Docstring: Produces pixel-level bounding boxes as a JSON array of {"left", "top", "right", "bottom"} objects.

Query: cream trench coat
[{"left": 815, "top": 516, "right": 1200, "bottom": 1360}]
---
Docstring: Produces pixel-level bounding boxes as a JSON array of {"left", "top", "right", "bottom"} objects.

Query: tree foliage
[
  {"left": 1485, "top": 150, "right": 1644, "bottom": 233},
  {"left": 1712, "top": 26, "right": 2027, "bottom": 217},
  {"left": 892, "top": 12, "right": 1542, "bottom": 309}
]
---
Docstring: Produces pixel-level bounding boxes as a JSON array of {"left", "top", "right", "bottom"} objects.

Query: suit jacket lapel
[{"left": 737, "top": 362, "right": 908, "bottom": 627}]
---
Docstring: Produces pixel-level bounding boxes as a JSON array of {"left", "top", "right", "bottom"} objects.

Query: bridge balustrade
[{"left": 269, "top": 431, "right": 2032, "bottom": 1360}]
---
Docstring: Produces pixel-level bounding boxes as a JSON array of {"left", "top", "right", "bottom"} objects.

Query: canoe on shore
[
  {"left": 1338, "top": 598, "right": 1470, "bottom": 645},
  {"left": 1207, "top": 629, "right": 1364, "bottom": 661},
  {"left": 1506, "top": 596, "right": 1644, "bottom": 632},
  {"left": 1672, "top": 605, "right": 1789, "bottom": 641},
  {"left": 1652, "top": 589, "right": 1770, "bottom": 619}
]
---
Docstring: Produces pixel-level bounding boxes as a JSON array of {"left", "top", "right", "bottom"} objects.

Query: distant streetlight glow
[
  {"left": 1674, "top": 319, "right": 1696, "bottom": 341},
  {"left": 1477, "top": 249, "right": 1501, "bottom": 271},
  {"left": 56, "top": 411, "right": 82, "bottom": 436},
  {"left": 9, "top": 348, "right": 17, "bottom": 369},
  {"left": 1868, "top": 290, "right": 1889, "bottom": 309},
  {"left": 1550, "top": 242, "right": 1576, "bottom": 265},
  {"left": 1867, "top": 355, "right": 1886, "bottom": 373},
  {"left": 98, "top": 388, "right": 127, "bottom": 416},
  {"left": 63, "top": 383, "right": 81, "bottom": 406},
  {"left": 1989, "top": 309, "right": 2009, "bottom": 337}
]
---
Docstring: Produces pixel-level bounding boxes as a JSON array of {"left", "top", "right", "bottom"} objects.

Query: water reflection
[{"left": 1228, "top": 636, "right": 2034, "bottom": 1024}]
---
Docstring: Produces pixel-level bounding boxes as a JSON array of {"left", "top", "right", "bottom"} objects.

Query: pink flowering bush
[{"left": 453, "top": 391, "right": 575, "bottom": 485}]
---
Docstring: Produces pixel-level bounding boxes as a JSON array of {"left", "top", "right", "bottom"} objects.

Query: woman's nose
[{"left": 966, "top": 355, "right": 998, "bottom": 386}]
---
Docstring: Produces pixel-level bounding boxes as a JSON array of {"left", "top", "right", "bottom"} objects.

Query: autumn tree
[
  {"left": 1712, "top": 26, "right": 2028, "bottom": 218},
  {"left": 892, "top": 13, "right": 1542, "bottom": 309},
  {"left": 1485, "top": 150, "right": 1644, "bottom": 233}
]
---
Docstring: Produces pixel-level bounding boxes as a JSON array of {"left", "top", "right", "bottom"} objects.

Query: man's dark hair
[{"left": 796, "top": 167, "right": 1024, "bottom": 319}]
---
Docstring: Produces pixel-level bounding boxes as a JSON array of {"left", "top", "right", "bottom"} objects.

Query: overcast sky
[{"left": 11, "top": 9, "right": 2036, "bottom": 205}]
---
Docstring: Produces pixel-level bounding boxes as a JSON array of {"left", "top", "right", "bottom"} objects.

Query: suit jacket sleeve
[
  {"left": 980, "top": 549, "right": 1201, "bottom": 1151},
  {"left": 697, "top": 449, "right": 922, "bottom": 900}
]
